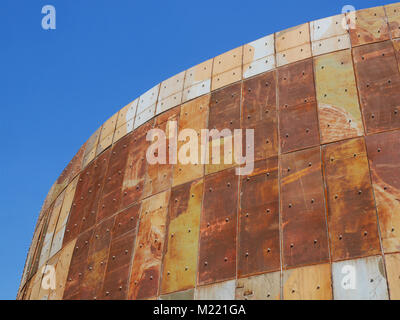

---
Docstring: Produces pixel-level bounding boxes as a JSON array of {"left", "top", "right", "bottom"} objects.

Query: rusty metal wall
[{"left": 19, "top": 3, "right": 400, "bottom": 300}]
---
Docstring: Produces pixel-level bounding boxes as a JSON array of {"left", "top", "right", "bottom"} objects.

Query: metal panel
[
  {"left": 173, "top": 94, "right": 209, "bottom": 187},
  {"left": 182, "top": 79, "right": 211, "bottom": 102},
  {"left": 211, "top": 67, "right": 242, "bottom": 91},
  {"left": 279, "top": 102, "right": 320, "bottom": 154},
  {"left": 198, "top": 168, "right": 238, "bottom": 285},
  {"left": 238, "top": 158, "right": 280, "bottom": 277},
  {"left": 348, "top": 7, "right": 389, "bottom": 47},
  {"left": 161, "top": 179, "right": 203, "bottom": 294},
  {"left": 105, "top": 229, "right": 135, "bottom": 274},
  {"left": 242, "top": 71, "right": 278, "bottom": 161},
  {"left": 137, "top": 84, "right": 160, "bottom": 114},
  {"left": 206, "top": 83, "right": 241, "bottom": 174},
  {"left": 276, "top": 23, "right": 310, "bottom": 52},
  {"left": 116, "top": 99, "right": 138, "bottom": 128},
  {"left": 156, "top": 91, "right": 182, "bottom": 115},
  {"left": 82, "top": 127, "right": 102, "bottom": 168},
  {"left": 332, "top": 255, "right": 388, "bottom": 300},
  {"left": 89, "top": 216, "right": 115, "bottom": 256},
  {"left": 314, "top": 49, "right": 364, "bottom": 144},
  {"left": 160, "top": 288, "right": 194, "bottom": 300},
  {"left": 243, "top": 55, "right": 275, "bottom": 79},
  {"left": 280, "top": 147, "right": 329, "bottom": 268},
  {"left": 385, "top": 3, "right": 400, "bottom": 39},
  {"left": 366, "top": 130, "right": 400, "bottom": 253},
  {"left": 278, "top": 58, "right": 316, "bottom": 109},
  {"left": 96, "top": 134, "right": 114, "bottom": 156},
  {"left": 322, "top": 137, "right": 381, "bottom": 261},
  {"left": 236, "top": 271, "right": 280, "bottom": 300},
  {"left": 58, "top": 176, "right": 78, "bottom": 233},
  {"left": 159, "top": 71, "right": 185, "bottom": 101},
  {"left": 99, "top": 112, "right": 118, "bottom": 142},
  {"left": 385, "top": 253, "right": 400, "bottom": 300},
  {"left": 101, "top": 264, "right": 130, "bottom": 300},
  {"left": 113, "top": 119, "right": 134, "bottom": 143},
  {"left": 184, "top": 59, "right": 213, "bottom": 89},
  {"left": 49, "top": 224, "right": 66, "bottom": 258},
  {"left": 120, "top": 123, "right": 151, "bottom": 209},
  {"left": 276, "top": 43, "right": 312, "bottom": 67},
  {"left": 243, "top": 34, "right": 274, "bottom": 65},
  {"left": 112, "top": 202, "right": 141, "bottom": 239},
  {"left": 212, "top": 46, "right": 243, "bottom": 76},
  {"left": 128, "top": 190, "right": 170, "bottom": 300},
  {"left": 195, "top": 280, "right": 235, "bottom": 300},
  {"left": 134, "top": 104, "right": 156, "bottom": 129},
  {"left": 312, "top": 34, "right": 351, "bottom": 56},
  {"left": 283, "top": 263, "right": 332, "bottom": 300},
  {"left": 353, "top": 41, "right": 400, "bottom": 134},
  {"left": 310, "top": 14, "right": 348, "bottom": 41}
]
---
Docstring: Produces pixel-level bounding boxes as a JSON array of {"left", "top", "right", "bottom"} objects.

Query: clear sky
[{"left": 0, "top": 0, "right": 390, "bottom": 299}]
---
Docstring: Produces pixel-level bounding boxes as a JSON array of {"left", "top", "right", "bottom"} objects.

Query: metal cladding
[{"left": 19, "top": 3, "right": 400, "bottom": 300}]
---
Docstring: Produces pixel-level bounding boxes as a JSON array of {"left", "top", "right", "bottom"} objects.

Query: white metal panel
[
  {"left": 243, "top": 34, "right": 274, "bottom": 64},
  {"left": 182, "top": 79, "right": 211, "bottom": 103},
  {"left": 243, "top": 55, "right": 275, "bottom": 79},
  {"left": 137, "top": 84, "right": 160, "bottom": 114},
  {"left": 195, "top": 280, "right": 235, "bottom": 300}
]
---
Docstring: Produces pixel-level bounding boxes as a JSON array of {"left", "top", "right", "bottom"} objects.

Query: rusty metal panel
[
  {"left": 173, "top": 94, "right": 209, "bottom": 187},
  {"left": 58, "top": 143, "right": 86, "bottom": 187},
  {"left": 332, "top": 255, "right": 388, "bottom": 300},
  {"left": 238, "top": 157, "right": 280, "bottom": 277},
  {"left": 128, "top": 190, "right": 170, "bottom": 300},
  {"left": 161, "top": 179, "right": 203, "bottom": 294},
  {"left": 105, "top": 230, "right": 135, "bottom": 274},
  {"left": 101, "top": 264, "right": 130, "bottom": 300},
  {"left": 386, "top": 3, "right": 400, "bottom": 39},
  {"left": 280, "top": 147, "right": 330, "bottom": 268},
  {"left": 353, "top": 41, "right": 400, "bottom": 134},
  {"left": 278, "top": 58, "right": 316, "bottom": 109},
  {"left": 198, "top": 168, "right": 238, "bottom": 285},
  {"left": 160, "top": 288, "right": 194, "bottom": 300},
  {"left": 89, "top": 217, "right": 115, "bottom": 256},
  {"left": 366, "top": 130, "right": 400, "bottom": 253},
  {"left": 322, "top": 137, "right": 381, "bottom": 261},
  {"left": 314, "top": 50, "right": 364, "bottom": 144},
  {"left": 236, "top": 271, "right": 281, "bottom": 300},
  {"left": 242, "top": 71, "right": 278, "bottom": 161},
  {"left": 82, "top": 127, "right": 102, "bottom": 168},
  {"left": 212, "top": 46, "right": 243, "bottom": 76},
  {"left": 283, "top": 263, "right": 332, "bottom": 300},
  {"left": 385, "top": 253, "right": 400, "bottom": 300},
  {"left": 120, "top": 123, "right": 152, "bottom": 209},
  {"left": 80, "top": 248, "right": 108, "bottom": 299},
  {"left": 195, "top": 280, "right": 235, "bottom": 300},
  {"left": 279, "top": 102, "right": 320, "bottom": 154},
  {"left": 112, "top": 203, "right": 141, "bottom": 239},
  {"left": 211, "top": 67, "right": 242, "bottom": 91},
  {"left": 348, "top": 7, "right": 389, "bottom": 47},
  {"left": 206, "top": 82, "right": 241, "bottom": 174}
]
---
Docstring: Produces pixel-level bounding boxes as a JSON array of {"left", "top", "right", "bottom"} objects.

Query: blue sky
[{"left": 0, "top": 0, "right": 389, "bottom": 299}]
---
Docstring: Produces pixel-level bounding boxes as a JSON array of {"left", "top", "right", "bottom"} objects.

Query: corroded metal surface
[{"left": 21, "top": 3, "right": 400, "bottom": 300}]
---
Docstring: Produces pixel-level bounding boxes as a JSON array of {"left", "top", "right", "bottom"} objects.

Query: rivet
[{"left": 290, "top": 243, "right": 294, "bottom": 248}]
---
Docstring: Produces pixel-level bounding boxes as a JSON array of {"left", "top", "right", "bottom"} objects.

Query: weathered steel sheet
[
  {"left": 385, "top": 253, "right": 400, "bottom": 300},
  {"left": 322, "top": 137, "right": 381, "bottom": 261},
  {"left": 348, "top": 7, "right": 389, "bottom": 47},
  {"left": 242, "top": 71, "right": 278, "bottom": 161},
  {"left": 161, "top": 179, "right": 203, "bottom": 294},
  {"left": 353, "top": 40, "right": 400, "bottom": 134},
  {"left": 310, "top": 14, "right": 347, "bottom": 41},
  {"left": 206, "top": 83, "right": 241, "bottom": 174},
  {"left": 211, "top": 67, "right": 242, "bottom": 91},
  {"left": 276, "top": 43, "right": 312, "bottom": 67},
  {"left": 314, "top": 50, "right": 364, "bottom": 143},
  {"left": 112, "top": 203, "right": 141, "bottom": 239},
  {"left": 279, "top": 102, "right": 320, "bottom": 154},
  {"left": 243, "top": 55, "right": 275, "bottom": 79},
  {"left": 195, "top": 280, "right": 235, "bottom": 300},
  {"left": 385, "top": 3, "right": 400, "bottom": 39},
  {"left": 120, "top": 123, "right": 152, "bottom": 208},
  {"left": 243, "top": 34, "right": 275, "bottom": 78},
  {"left": 58, "top": 176, "right": 78, "bottom": 232},
  {"left": 101, "top": 264, "right": 131, "bottom": 300},
  {"left": 332, "top": 255, "right": 389, "bottom": 300},
  {"left": 184, "top": 59, "right": 213, "bottom": 89},
  {"left": 89, "top": 216, "right": 114, "bottom": 256},
  {"left": 212, "top": 47, "right": 243, "bottom": 76},
  {"left": 134, "top": 104, "right": 156, "bottom": 129},
  {"left": 280, "top": 147, "right": 329, "bottom": 268},
  {"left": 160, "top": 288, "right": 194, "bottom": 300},
  {"left": 198, "top": 168, "right": 238, "bottom": 285},
  {"left": 82, "top": 127, "right": 101, "bottom": 168},
  {"left": 156, "top": 91, "right": 182, "bottom": 115},
  {"left": 96, "top": 134, "right": 114, "bottom": 156},
  {"left": 105, "top": 229, "right": 135, "bottom": 274},
  {"left": 238, "top": 157, "right": 280, "bottom": 277},
  {"left": 283, "top": 263, "right": 332, "bottom": 300},
  {"left": 236, "top": 271, "right": 281, "bottom": 300},
  {"left": 366, "top": 130, "right": 400, "bottom": 253},
  {"left": 173, "top": 94, "right": 209, "bottom": 187},
  {"left": 276, "top": 23, "right": 310, "bottom": 52},
  {"left": 58, "top": 143, "right": 86, "bottom": 187},
  {"left": 278, "top": 58, "right": 316, "bottom": 109},
  {"left": 182, "top": 79, "right": 211, "bottom": 102},
  {"left": 128, "top": 191, "right": 170, "bottom": 300},
  {"left": 159, "top": 71, "right": 185, "bottom": 101},
  {"left": 116, "top": 99, "right": 138, "bottom": 128}
]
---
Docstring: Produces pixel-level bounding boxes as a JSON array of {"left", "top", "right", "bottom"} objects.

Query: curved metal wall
[{"left": 18, "top": 3, "right": 400, "bottom": 300}]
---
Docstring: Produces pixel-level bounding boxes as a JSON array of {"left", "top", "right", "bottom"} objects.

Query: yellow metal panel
[
  {"left": 57, "top": 176, "right": 78, "bottom": 233},
  {"left": 276, "top": 43, "right": 312, "bottom": 67},
  {"left": 385, "top": 2, "right": 400, "bottom": 39},
  {"left": 314, "top": 49, "right": 363, "bottom": 144},
  {"left": 99, "top": 112, "right": 118, "bottom": 141},
  {"left": 211, "top": 66, "right": 242, "bottom": 91},
  {"left": 283, "top": 263, "right": 332, "bottom": 300},
  {"left": 184, "top": 59, "right": 213, "bottom": 89},
  {"left": 156, "top": 91, "right": 183, "bottom": 115},
  {"left": 113, "top": 119, "right": 134, "bottom": 143},
  {"left": 385, "top": 253, "right": 400, "bottom": 300},
  {"left": 159, "top": 71, "right": 185, "bottom": 100},
  {"left": 212, "top": 46, "right": 243, "bottom": 76},
  {"left": 276, "top": 23, "right": 310, "bottom": 52},
  {"left": 116, "top": 99, "right": 138, "bottom": 128},
  {"left": 96, "top": 133, "right": 114, "bottom": 156},
  {"left": 310, "top": 14, "right": 347, "bottom": 41}
]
